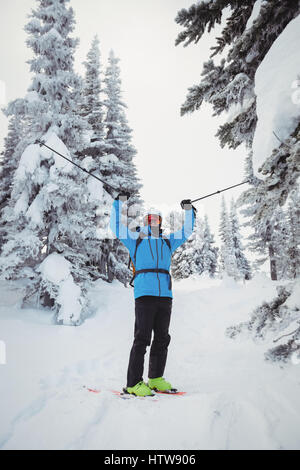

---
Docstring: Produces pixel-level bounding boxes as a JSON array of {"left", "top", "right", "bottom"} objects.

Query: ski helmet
[{"left": 143, "top": 206, "right": 162, "bottom": 225}]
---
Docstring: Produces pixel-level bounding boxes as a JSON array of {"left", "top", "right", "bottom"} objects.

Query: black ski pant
[{"left": 127, "top": 295, "right": 172, "bottom": 388}]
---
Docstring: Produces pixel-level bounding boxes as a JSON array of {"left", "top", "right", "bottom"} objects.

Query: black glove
[
  {"left": 115, "top": 191, "right": 130, "bottom": 200},
  {"left": 180, "top": 199, "right": 192, "bottom": 209},
  {"left": 180, "top": 199, "right": 197, "bottom": 216}
]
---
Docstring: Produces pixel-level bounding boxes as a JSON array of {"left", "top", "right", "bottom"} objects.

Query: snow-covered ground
[{"left": 0, "top": 275, "right": 299, "bottom": 450}]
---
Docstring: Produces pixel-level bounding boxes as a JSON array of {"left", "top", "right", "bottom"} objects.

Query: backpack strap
[
  {"left": 133, "top": 231, "right": 147, "bottom": 265},
  {"left": 129, "top": 231, "right": 147, "bottom": 287},
  {"left": 161, "top": 235, "right": 171, "bottom": 252},
  {"left": 127, "top": 226, "right": 140, "bottom": 273}
]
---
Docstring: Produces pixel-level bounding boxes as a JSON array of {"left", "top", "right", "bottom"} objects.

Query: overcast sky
[{"left": 0, "top": 0, "right": 249, "bottom": 247}]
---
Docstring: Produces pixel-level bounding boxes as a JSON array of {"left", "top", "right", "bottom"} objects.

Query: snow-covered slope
[{"left": 0, "top": 275, "right": 299, "bottom": 450}]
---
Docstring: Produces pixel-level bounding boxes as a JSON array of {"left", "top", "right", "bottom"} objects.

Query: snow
[
  {"left": 56, "top": 277, "right": 82, "bottom": 325},
  {"left": 0, "top": 274, "right": 299, "bottom": 450},
  {"left": 245, "top": 0, "right": 263, "bottom": 31},
  {"left": 26, "top": 194, "right": 44, "bottom": 228},
  {"left": 14, "top": 144, "right": 41, "bottom": 180},
  {"left": 37, "top": 253, "right": 83, "bottom": 325},
  {"left": 39, "top": 130, "right": 73, "bottom": 173},
  {"left": 86, "top": 175, "right": 104, "bottom": 203},
  {"left": 38, "top": 253, "right": 71, "bottom": 284},
  {"left": 13, "top": 189, "right": 30, "bottom": 216},
  {"left": 25, "top": 91, "right": 40, "bottom": 103},
  {"left": 252, "top": 15, "right": 300, "bottom": 177},
  {"left": 14, "top": 132, "right": 74, "bottom": 184},
  {"left": 285, "top": 279, "right": 300, "bottom": 310}
]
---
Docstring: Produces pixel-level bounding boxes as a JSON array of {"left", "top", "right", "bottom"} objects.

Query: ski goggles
[{"left": 145, "top": 214, "right": 162, "bottom": 224}]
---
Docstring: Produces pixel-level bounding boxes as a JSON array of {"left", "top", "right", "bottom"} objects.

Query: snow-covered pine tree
[
  {"left": 188, "top": 215, "right": 205, "bottom": 276},
  {"left": 226, "top": 280, "right": 300, "bottom": 364},
  {"left": 0, "top": 112, "right": 28, "bottom": 250},
  {"left": 285, "top": 188, "right": 300, "bottom": 280},
  {"left": 169, "top": 208, "right": 194, "bottom": 279},
  {"left": 270, "top": 206, "right": 290, "bottom": 281},
  {"left": 238, "top": 153, "right": 295, "bottom": 281},
  {"left": 0, "top": 132, "right": 101, "bottom": 326},
  {"left": 175, "top": 0, "right": 300, "bottom": 225},
  {"left": 218, "top": 196, "right": 239, "bottom": 280},
  {"left": 171, "top": 213, "right": 218, "bottom": 280},
  {"left": 175, "top": 1, "right": 300, "bottom": 358},
  {"left": 103, "top": 49, "right": 142, "bottom": 203},
  {"left": 103, "top": 49, "right": 143, "bottom": 285},
  {"left": 74, "top": 35, "right": 116, "bottom": 281},
  {"left": 175, "top": 0, "right": 299, "bottom": 150},
  {"left": 0, "top": 0, "right": 105, "bottom": 325},
  {"left": 202, "top": 214, "right": 219, "bottom": 278},
  {"left": 23, "top": 0, "right": 89, "bottom": 152},
  {"left": 171, "top": 235, "right": 195, "bottom": 280},
  {"left": 229, "top": 198, "right": 252, "bottom": 281},
  {"left": 236, "top": 152, "right": 274, "bottom": 278},
  {"left": 80, "top": 35, "right": 107, "bottom": 156}
]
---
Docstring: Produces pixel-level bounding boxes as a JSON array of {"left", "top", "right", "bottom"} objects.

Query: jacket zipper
[
  {"left": 148, "top": 238, "right": 154, "bottom": 260},
  {"left": 155, "top": 238, "right": 161, "bottom": 296}
]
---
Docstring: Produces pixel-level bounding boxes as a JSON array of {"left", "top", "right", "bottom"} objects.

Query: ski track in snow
[{"left": 0, "top": 276, "right": 300, "bottom": 450}]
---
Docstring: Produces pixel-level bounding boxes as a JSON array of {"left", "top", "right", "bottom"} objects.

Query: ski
[
  {"left": 83, "top": 386, "right": 158, "bottom": 400},
  {"left": 85, "top": 387, "right": 101, "bottom": 394},
  {"left": 113, "top": 389, "right": 158, "bottom": 400},
  {"left": 152, "top": 389, "right": 186, "bottom": 396},
  {"left": 84, "top": 386, "right": 185, "bottom": 398}
]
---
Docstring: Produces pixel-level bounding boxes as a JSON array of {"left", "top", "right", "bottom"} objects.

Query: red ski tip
[{"left": 85, "top": 387, "right": 101, "bottom": 394}]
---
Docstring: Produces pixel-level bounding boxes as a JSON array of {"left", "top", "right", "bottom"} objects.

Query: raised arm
[
  {"left": 110, "top": 194, "right": 139, "bottom": 252},
  {"left": 169, "top": 199, "right": 196, "bottom": 253}
]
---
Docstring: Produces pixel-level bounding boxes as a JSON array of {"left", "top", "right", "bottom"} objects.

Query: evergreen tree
[
  {"left": 175, "top": 0, "right": 300, "bottom": 227},
  {"left": 22, "top": 0, "right": 88, "bottom": 152},
  {"left": 175, "top": 0, "right": 299, "bottom": 150},
  {"left": 272, "top": 207, "right": 289, "bottom": 280},
  {"left": 285, "top": 188, "right": 300, "bottom": 279},
  {"left": 189, "top": 215, "right": 205, "bottom": 276},
  {"left": 103, "top": 50, "right": 142, "bottom": 201},
  {"left": 236, "top": 153, "right": 296, "bottom": 281},
  {"left": 80, "top": 35, "right": 107, "bottom": 156},
  {"left": 0, "top": 112, "right": 28, "bottom": 250},
  {"left": 202, "top": 214, "right": 219, "bottom": 277},
  {"left": 171, "top": 208, "right": 197, "bottom": 280},
  {"left": 171, "top": 213, "right": 218, "bottom": 280},
  {"left": 218, "top": 196, "right": 239, "bottom": 280},
  {"left": 75, "top": 35, "right": 115, "bottom": 280},
  {"left": 237, "top": 152, "right": 270, "bottom": 274},
  {"left": 171, "top": 235, "right": 195, "bottom": 280},
  {"left": 0, "top": 0, "right": 103, "bottom": 325},
  {"left": 102, "top": 49, "right": 143, "bottom": 285},
  {"left": 229, "top": 198, "right": 252, "bottom": 281}
]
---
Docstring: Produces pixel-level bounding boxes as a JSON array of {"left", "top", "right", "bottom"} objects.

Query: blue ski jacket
[{"left": 110, "top": 199, "right": 195, "bottom": 299}]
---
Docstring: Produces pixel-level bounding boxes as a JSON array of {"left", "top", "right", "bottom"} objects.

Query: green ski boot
[
  {"left": 125, "top": 381, "right": 155, "bottom": 397},
  {"left": 148, "top": 377, "right": 173, "bottom": 392}
]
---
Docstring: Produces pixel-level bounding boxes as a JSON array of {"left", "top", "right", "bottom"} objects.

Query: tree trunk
[{"left": 268, "top": 243, "right": 277, "bottom": 280}]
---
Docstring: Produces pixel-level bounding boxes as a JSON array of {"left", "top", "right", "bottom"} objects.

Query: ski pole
[
  {"left": 34, "top": 139, "right": 121, "bottom": 193},
  {"left": 191, "top": 180, "right": 250, "bottom": 204}
]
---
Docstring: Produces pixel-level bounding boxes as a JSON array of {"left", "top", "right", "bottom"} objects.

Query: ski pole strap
[{"left": 129, "top": 269, "right": 172, "bottom": 290}]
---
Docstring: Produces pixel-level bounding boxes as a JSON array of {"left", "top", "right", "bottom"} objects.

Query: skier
[{"left": 110, "top": 193, "right": 196, "bottom": 396}]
